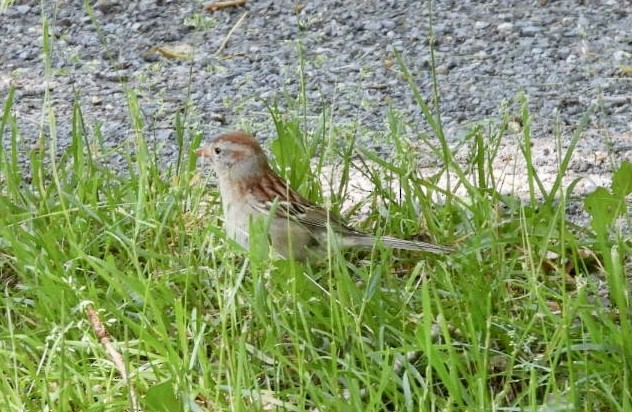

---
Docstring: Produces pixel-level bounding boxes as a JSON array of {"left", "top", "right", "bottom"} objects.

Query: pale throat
[{"left": 217, "top": 175, "right": 253, "bottom": 248}]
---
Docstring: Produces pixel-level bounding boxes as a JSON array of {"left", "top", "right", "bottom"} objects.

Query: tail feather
[{"left": 342, "top": 235, "right": 453, "bottom": 254}]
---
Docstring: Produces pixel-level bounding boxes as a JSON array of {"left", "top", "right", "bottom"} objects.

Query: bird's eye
[{"left": 214, "top": 147, "right": 222, "bottom": 155}]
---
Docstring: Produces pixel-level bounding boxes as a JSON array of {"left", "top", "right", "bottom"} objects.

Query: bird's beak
[{"left": 196, "top": 146, "right": 211, "bottom": 158}]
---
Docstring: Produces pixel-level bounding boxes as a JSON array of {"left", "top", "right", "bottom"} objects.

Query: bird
[{"left": 196, "top": 131, "right": 453, "bottom": 261}]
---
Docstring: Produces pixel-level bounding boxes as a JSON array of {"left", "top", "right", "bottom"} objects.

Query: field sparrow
[{"left": 196, "top": 131, "right": 453, "bottom": 261}]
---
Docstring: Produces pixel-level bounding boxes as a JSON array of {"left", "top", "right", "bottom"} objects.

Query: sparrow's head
[{"left": 196, "top": 131, "right": 269, "bottom": 179}]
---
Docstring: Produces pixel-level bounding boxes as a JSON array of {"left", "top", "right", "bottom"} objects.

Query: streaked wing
[
  {"left": 253, "top": 197, "right": 360, "bottom": 235},
  {"left": 292, "top": 203, "right": 361, "bottom": 235},
  {"left": 249, "top": 182, "right": 453, "bottom": 255},
  {"left": 248, "top": 170, "right": 361, "bottom": 235}
]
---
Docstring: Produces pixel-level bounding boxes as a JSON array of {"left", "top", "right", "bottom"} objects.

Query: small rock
[
  {"left": 497, "top": 22, "right": 513, "bottom": 32},
  {"left": 594, "top": 151, "right": 608, "bottom": 164},
  {"left": 95, "top": 71, "right": 128, "bottom": 82},
  {"left": 474, "top": 21, "right": 490, "bottom": 30},
  {"left": 155, "top": 129, "right": 172, "bottom": 141},
  {"left": 15, "top": 5, "right": 31, "bottom": 15},
  {"left": 95, "top": 0, "right": 121, "bottom": 14},
  {"left": 521, "top": 26, "right": 542, "bottom": 36},
  {"left": 382, "top": 20, "right": 396, "bottom": 30},
  {"left": 210, "top": 113, "right": 227, "bottom": 125},
  {"left": 508, "top": 121, "right": 522, "bottom": 133},
  {"left": 18, "top": 49, "right": 37, "bottom": 61},
  {"left": 363, "top": 20, "right": 382, "bottom": 31},
  {"left": 613, "top": 50, "right": 628, "bottom": 62},
  {"left": 435, "top": 64, "right": 449, "bottom": 74}
]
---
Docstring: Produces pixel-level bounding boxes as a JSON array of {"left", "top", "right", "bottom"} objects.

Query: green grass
[{"left": 1, "top": 13, "right": 631, "bottom": 412}]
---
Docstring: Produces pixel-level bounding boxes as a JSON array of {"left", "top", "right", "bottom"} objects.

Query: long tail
[{"left": 343, "top": 235, "right": 453, "bottom": 254}]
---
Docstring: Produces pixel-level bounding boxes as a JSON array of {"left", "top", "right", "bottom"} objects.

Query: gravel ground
[{"left": 1, "top": 0, "right": 631, "bottom": 198}]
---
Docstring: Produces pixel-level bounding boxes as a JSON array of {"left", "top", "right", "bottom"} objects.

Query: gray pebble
[
  {"left": 521, "top": 26, "right": 542, "bottom": 36},
  {"left": 15, "top": 5, "right": 31, "bottom": 15}
]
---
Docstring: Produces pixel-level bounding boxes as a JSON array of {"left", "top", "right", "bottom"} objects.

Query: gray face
[{"left": 207, "top": 139, "right": 240, "bottom": 171}]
